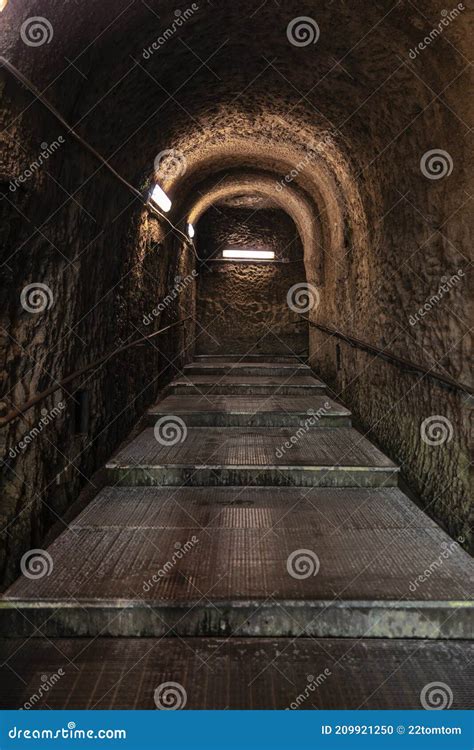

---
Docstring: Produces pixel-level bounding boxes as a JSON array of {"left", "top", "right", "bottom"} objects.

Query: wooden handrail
[
  {"left": 298, "top": 316, "right": 473, "bottom": 396},
  {"left": 0, "top": 317, "right": 192, "bottom": 427}
]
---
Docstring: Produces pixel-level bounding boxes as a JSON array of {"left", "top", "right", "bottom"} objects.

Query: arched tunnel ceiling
[
  {"left": 215, "top": 194, "right": 278, "bottom": 210},
  {"left": 3, "top": 0, "right": 470, "bottom": 197},
  {"left": 3, "top": 0, "right": 470, "bottom": 308},
  {"left": 1, "top": 0, "right": 472, "bottom": 575},
  {"left": 3, "top": 0, "right": 470, "bottom": 353},
  {"left": 183, "top": 171, "right": 322, "bottom": 277},
  {"left": 152, "top": 133, "right": 359, "bottom": 285}
]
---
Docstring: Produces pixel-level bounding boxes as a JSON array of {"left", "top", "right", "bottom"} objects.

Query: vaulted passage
[
  {"left": 194, "top": 202, "right": 308, "bottom": 355},
  {"left": 0, "top": 0, "right": 472, "bottom": 711}
]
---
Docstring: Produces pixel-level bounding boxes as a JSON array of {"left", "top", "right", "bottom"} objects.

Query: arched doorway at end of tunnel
[{"left": 194, "top": 196, "right": 308, "bottom": 357}]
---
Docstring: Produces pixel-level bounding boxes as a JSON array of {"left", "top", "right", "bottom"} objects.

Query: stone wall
[
  {"left": 1, "top": 0, "right": 472, "bottom": 577},
  {"left": 0, "top": 75, "right": 193, "bottom": 586},
  {"left": 195, "top": 206, "right": 307, "bottom": 355}
]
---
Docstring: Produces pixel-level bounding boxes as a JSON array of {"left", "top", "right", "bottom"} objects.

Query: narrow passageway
[
  {"left": 1, "top": 0, "right": 473, "bottom": 712},
  {"left": 194, "top": 201, "right": 308, "bottom": 355},
  {"left": 1, "top": 355, "right": 473, "bottom": 708}
]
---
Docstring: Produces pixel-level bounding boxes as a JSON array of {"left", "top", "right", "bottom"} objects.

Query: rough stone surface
[
  {"left": 196, "top": 206, "right": 307, "bottom": 354},
  {"left": 0, "top": 81, "right": 194, "bottom": 586},
  {"left": 0, "top": 0, "right": 472, "bottom": 582}
]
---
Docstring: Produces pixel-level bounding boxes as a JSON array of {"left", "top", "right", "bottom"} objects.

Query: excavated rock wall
[
  {"left": 0, "top": 77, "right": 193, "bottom": 585},
  {"left": 195, "top": 206, "right": 307, "bottom": 355},
  {"left": 1, "top": 0, "right": 472, "bottom": 580}
]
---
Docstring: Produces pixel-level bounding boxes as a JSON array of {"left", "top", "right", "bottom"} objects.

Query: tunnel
[{"left": 0, "top": 0, "right": 473, "bottom": 713}]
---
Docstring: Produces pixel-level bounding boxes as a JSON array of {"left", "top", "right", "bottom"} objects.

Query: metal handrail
[
  {"left": 0, "top": 316, "right": 192, "bottom": 427},
  {"left": 0, "top": 57, "right": 192, "bottom": 249},
  {"left": 298, "top": 316, "right": 473, "bottom": 396}
]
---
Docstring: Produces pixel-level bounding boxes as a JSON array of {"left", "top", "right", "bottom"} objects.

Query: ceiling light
[
  {"left": 187, "top": 223, "right": 195, "bottom": 238},
  {"left": 222, "top": 248, "right": 275, "bottom": 261},
  {"left": 150, "top": 184, "right": 172, "bottom": 213}
]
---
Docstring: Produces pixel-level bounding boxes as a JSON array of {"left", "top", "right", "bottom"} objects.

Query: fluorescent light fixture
[
  {"left": 222, "top": 248, "right": 275, "bottom": 261},
  {"left": 187, "top": 222, "right": 195, "bottom": 239},
  {"left": 150, "top": 184, "right": 172, "bottom": 213}
]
